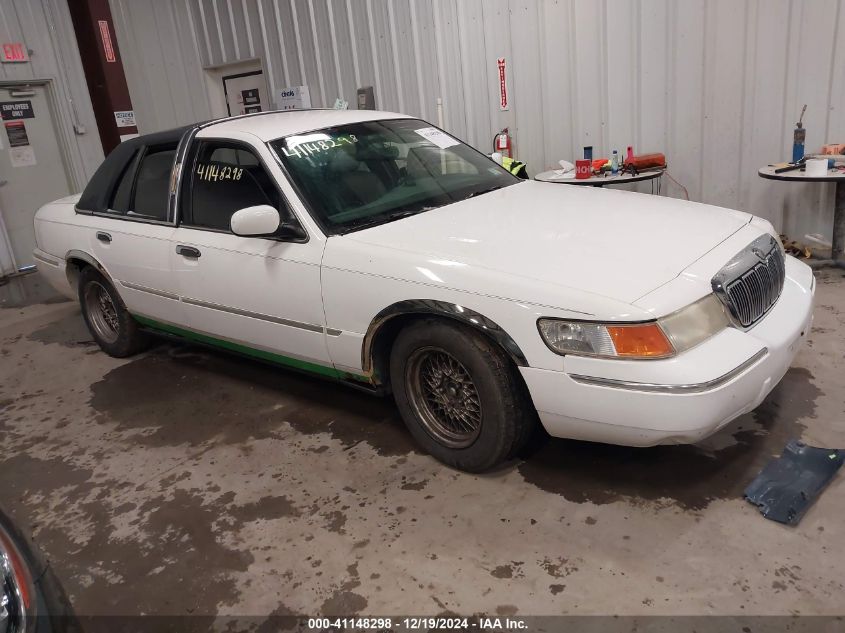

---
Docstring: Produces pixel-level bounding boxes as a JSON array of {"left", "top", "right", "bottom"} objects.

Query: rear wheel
[
  {"left": 390, "top": 319, "right": 536, "bottom": 472},
  {"left": 78, "top": 267, "right": 149, "bottom": 357}
]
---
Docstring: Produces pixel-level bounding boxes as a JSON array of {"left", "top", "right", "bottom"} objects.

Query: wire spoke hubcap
[
  {"left": 406, "top": 347, "right": 482, "bottom": 448},
  {"left": 84, "top": 281, "right": 120, "bottom": 344}
]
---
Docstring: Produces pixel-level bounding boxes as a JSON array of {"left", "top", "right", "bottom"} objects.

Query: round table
[
  {"left": 758, "top": 165, "right": 845, "bottom": 264},
  {"left": 534, "top": 168, "right": 665, "bottom": 190}
]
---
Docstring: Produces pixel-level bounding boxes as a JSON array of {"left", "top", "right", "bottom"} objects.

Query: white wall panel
[
  {"left": 538, "top": 0, "right": 571, "bottom": 167},
  {"left": 570, "top": 2, "right": 607, "bottom": 162},
  {"left": 410, "top": 0, "right": 439, "bottom": 121},
  {"left": 432, "top": 0, "right": 466, "bottom": 133},
  {"left": 108, "top": 0, "right": 845, "bottom": 243},
  {"left": 509, "top": 0, "right": 544, "bottom": 164}
]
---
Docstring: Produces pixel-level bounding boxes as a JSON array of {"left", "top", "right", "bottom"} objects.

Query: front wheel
[
  {"left": 78, "top": 266, "right": 149, "bottom": 358},
  {"left": 390, "top": 319, "right": 536, "bottom": 472}
]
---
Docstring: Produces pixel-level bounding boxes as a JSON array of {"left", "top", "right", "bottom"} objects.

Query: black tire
[
  {"left": 78, "top": 266, "right": 149, "bottom": 358},
  {"left": 390, "top": 318, "right": 537, "bottom": 472},
  {"left": 0, "top": 506, "right": 78, "bottom": 632}
]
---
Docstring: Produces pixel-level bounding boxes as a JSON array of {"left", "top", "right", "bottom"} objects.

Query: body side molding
[{"left": 361, "top": 299, "right": 529, "bottom": 377}]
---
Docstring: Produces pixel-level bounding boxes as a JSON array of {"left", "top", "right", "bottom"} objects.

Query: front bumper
[{"left": 520, "top": 256, "right": 816, "bottom": 446}]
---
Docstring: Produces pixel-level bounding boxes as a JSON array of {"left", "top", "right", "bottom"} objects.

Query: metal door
[
  {"left": 222, "top": 71, "right": 267, "bottom": 116},
  {"left": 0, "top": 83, "right": 72, "bottom": 275}
]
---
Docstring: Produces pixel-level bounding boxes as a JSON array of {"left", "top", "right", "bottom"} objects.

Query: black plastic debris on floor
[{"left": 744, "top": 440, "right": 844, "bottom": 525}]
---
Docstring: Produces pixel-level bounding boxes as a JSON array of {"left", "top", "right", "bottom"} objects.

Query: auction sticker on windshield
[
  {"left": 282, "top": 134, "right": 358, "bottom": 159},
  {"left": 414, "top": 127, "right": 459, "bottom": 149}
]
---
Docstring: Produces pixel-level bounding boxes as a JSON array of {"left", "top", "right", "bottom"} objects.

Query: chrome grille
[{"left": 711, "top": 234, "right": 786, "bottom": 329}]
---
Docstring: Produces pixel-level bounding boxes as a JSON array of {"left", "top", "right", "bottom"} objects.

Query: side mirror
[{"left": 230, "top": 205, "right": 280, "bottom": 237}]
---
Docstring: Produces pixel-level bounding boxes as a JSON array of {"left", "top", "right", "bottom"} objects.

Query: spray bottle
[{"left": 792, "top": 104, "right": 807, "bottom": 163}]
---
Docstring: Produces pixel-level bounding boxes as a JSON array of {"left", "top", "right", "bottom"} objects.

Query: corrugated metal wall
[
  {"left": 110, "top": 0, "right": 845, "bottom": 242},
  {"left": 0, "top": 0, "right": 103, "bottom": 187}
]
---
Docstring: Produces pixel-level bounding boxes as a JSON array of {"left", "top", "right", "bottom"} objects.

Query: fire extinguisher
[{"left": 494, "top": 127, "right": 512, "bottom": 159}]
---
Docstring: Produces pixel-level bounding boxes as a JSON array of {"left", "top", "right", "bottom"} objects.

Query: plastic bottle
[
  {"left": 611, "top": 150, "right": 619, "bottom": 175},
  {"left": 792, "top": 105, "right": 807, "bottom": 163}
]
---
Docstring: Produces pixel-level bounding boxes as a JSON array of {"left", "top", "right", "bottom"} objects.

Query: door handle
[
  {"left": 176, "top": 245, "right": 201, "bottom": 258},
  {"left": 96, "top": 231, "right": 112, "bottom": 243}
]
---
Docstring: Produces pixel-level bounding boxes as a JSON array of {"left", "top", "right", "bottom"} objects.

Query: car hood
[{"left": 343, "top": 180, "right": 751, "bottom": 306}]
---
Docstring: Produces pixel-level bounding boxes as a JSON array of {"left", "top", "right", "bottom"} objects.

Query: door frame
[
  {"left": 222, "top": 70, "right": 264, "bottom": 117},
  {"left": 0, "top": 79, "right": 77, "bottom": 191},
  {"left": 0, "top": 79, "right": 76, "bottom": 273},
  {"left": 202, "top": 58, "right": 270, "bottom": 119}
]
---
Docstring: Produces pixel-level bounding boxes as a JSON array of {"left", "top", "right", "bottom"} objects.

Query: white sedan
[{"left": 32, "top": 109, "right": 815, "bottom": 471}]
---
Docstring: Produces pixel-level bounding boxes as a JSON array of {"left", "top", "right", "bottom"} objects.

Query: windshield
[{"left": 269, "top": 118, "right": 519, "bottom": 234}]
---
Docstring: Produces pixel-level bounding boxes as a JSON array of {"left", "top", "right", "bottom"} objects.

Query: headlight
[
  {"left": 537, "top": 319, "right": 674, "bottom": 359},
  {"left": 659, "top": 294, "right": 731, "bottom": 352},
  {"left": 538, "top": 294, "right": 730, "bottom": 360}
]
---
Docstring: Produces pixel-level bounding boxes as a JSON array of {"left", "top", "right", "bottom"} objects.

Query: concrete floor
[{"left": 0, "top": 268, "right": 844, "bottom": 619}]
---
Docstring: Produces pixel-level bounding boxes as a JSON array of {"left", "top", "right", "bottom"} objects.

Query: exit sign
[{"left": 1, "top": 43, "right": 28, "bottom": 63}]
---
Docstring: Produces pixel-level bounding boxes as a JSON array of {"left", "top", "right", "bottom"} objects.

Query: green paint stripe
[{"left": 133, "top": 315, "right": 368, "bottom": 382}]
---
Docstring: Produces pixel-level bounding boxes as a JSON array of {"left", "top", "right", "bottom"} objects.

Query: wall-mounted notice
[
  {"left": 99, "top": 20, "right": 116, "bottom": 62},
  {"left": 497, "top": 57, "right": 509, "bottom": 111},
  {"left": 114, "top": 110, "right": 136, "bottom": 128},
  {"left": 1, "top": 42, "right": 28, "bottom": 63},
  {"left": 10, "top": 146, "right": 35, "bottom": 167},
  {"left": 241, "top": 89, "right": 260, "bottom": 106},
  {"left": 0, "top": 101, "right": 33, "bottom": 120},
  {"left": 5, "top": 120, "right": 29, "bottom": 147}
]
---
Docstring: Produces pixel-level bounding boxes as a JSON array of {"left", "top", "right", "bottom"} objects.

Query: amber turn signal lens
[{"left": 606, "top": 323, "right": 674, "bottom": 358}]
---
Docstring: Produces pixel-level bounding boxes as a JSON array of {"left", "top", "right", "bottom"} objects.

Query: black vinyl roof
[
  {"left": 77, "top": 110, "right": 341, "bottom": 213},
  {"left": 77, "top": 125, "right": 194, "bottom": 214}
]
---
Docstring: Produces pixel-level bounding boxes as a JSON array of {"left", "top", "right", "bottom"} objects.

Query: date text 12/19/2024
[{"left": 307, "top": 617, "right": 528, "bottom": 630}]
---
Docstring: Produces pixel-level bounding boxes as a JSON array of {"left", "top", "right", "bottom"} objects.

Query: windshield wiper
[
  {"left": 341, "top": 207, "right": 435, "bottom": 233},
  {"left": 462, "top": 185, "right": 505, "bottom": 201}
]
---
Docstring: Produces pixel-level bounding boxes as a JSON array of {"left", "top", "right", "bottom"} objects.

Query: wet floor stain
[
  {"left": 27, "top": 313, "right": 94, "bottom": 347},
  {"left": 0, "top": 451, "right": 307, "bottom": 616},
  {"left": 0, "top": 274, "right": 69, "bottom": 309},
  {"left": 517, "top": 367, "right": 820, "bottom": 510},
  {"left": 84, "top": 334, "right": 824, "bottom": 514},
  {"left": 490, "top": 562, "right": 524, "bottom": 579},
  {"left": 320, "top": 590, "right": 368, "bottom": 615},
  {"left": 318, "top": 562, "right": 368, "bottom": 615},
  {"left": 229, "top": 495, "right": 301, "bottom": 521},
  {"left": 540, "top": 557, "right": 578, "bottom": 579},
  {"left": 255, "top": 603, "right": 299, "bottom": 632},
  {"left": 88, "top": 343, "right": 417, "bottom": 457}
]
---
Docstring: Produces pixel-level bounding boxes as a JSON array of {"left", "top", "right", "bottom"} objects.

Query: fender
[
  {"left": 361, "top": 299, "right": 529, "bottom": 376},
  {"left": 64, "top": 249, "right": 117, "bottom": 289}
]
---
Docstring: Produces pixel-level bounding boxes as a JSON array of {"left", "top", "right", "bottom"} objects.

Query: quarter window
[
  {"left": 106, "top": 144, "right": 176, "bottom": 220},
  {"left": 187, "top": 141, "right": 290, "bottom": 233},
  {"left": 109, "top": 150, "right": 140, "bottom": 214},
  {"left": 130, "top": 145, "right": 177, "bottom": 221}
]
